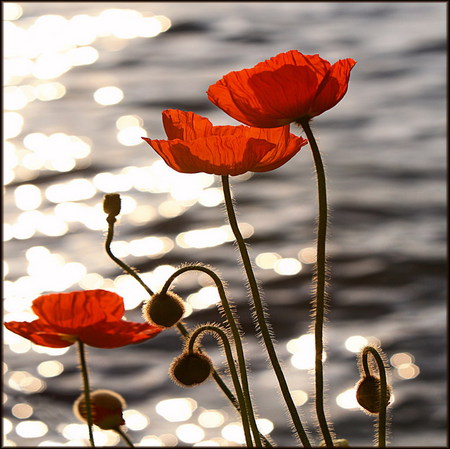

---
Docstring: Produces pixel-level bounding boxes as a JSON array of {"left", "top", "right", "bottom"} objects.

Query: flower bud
[
  {"left": 103, "top": 193, "right": 121, "bottom": 217},
  {"left": 170, "top": 351, "right": 212, "bottom": 387},
  {"left": 356, "top": 375, "right": 391, "bottom": 414},
  {"left": 142, "top": 291, "right": 185, "bottom": 328},
  {"left": 74, "top": 389, "right": 126, "bottom": 430}
]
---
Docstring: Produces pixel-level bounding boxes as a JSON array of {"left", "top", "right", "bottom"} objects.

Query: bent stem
[
  {"left": 104, "top": 209, "right": 267, "bottom": 444},
  {"left": 162, "top": 264, "right": 263, "bottom": 447},
  {"left": 221, "top": 175, "right": 311, "bottom": 447},
  {"left": 299, "top": 119, "right": 334, "bottom": 447},
  {"left": 188, "top": 324, "right": 253, "bottom": 447},
  {"left": 77, "top": 340, "right": 95, "bottom": 447},
  {"left": 361, "top": 346, "right": 390, "bottom": 447},
  {"left": 114, "top": 427, "right": 135, "bottom": 448}
]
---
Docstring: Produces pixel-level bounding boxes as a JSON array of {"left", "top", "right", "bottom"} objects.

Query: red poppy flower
[
  {"left": 142, "top": 109, "right": 307, "bottom": 176},
  {"left": 207, "top": 50, "right": 356, "bottom": 127},
  {"left": 4, "top": 290, "right": 163, "bottom": 348}
]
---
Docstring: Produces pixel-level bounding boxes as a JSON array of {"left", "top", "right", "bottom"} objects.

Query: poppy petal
[
  {"left": 4, "top": 320, "right": 77, "bottom": 348},
  {"left": 250, "top": 128, "right": 308, "bottom": 172},
  {"left": 208, "top": 50, "right": 355, "bottom": 126},
  {"left": 311, "top": 58, "right": 357, "bottom": 117},
  {"left": 78, "top": 321, "right": 163, "bottom": 348},
  {"left": 32, "top": 290, "right": 124, "bottom": 328},
  {"left": 162, "top": 109, "right": 213, "bottom": 140},
  {"left": 143, "top": 135, "right": 276, "bottom": 176}
]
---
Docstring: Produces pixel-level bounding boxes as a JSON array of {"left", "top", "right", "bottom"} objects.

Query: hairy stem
[
  {"left": 77, "top": 340, "right": 95, "bottom": 447},
  {"left": 188, "top": 324, "right": 253, "bottom": 447},
  {"left": 361, "top": 346, "right": 390, "bottom": 447},
  {"left": 299, "top": 119, "right": 334, "bottom": 446},
  {"left": 221, "top": 175, "right": 311, "bottom": 447},
  {"left": 163, "top": 265, "right": 262, "bottom": 446}
]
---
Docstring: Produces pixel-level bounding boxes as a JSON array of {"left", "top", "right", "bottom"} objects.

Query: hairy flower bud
[
  {"left": 356, "top": 375, "right": 391, "bottom": 414},
  {"left": 142, "top": 291, "right": 185, "bottom": 328},
  {"left": 74, "top": 389, "right": 126, "bottom": 430},
  {"left": 103, "top": 193, "right": 121, "bottom": 217},
  {"left": 170, "top": 351, "right": 213, "bottom": 387}
]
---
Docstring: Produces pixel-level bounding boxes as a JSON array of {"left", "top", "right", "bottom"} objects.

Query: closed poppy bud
[
  {"left": 142, "top": 291, "right": 185, "bottom": 328},
  {"left": 103, "top": 193, "right": 121, "bottom": 217},
  {"left": 170, "top": 351, "right": 213, "bottom": 387},
  {"left": 356, "top": 376, "right": 391, "bottom": 414},
  {"left": 74, "top": 389, "right": 126, "bottom": 430}
]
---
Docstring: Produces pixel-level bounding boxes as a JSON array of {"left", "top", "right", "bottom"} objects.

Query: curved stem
[
  {"left": 105, "top": 216, "right": 154, "bottom": 297},
  {"left": 188, "top": 324, "right": 253, "bottom": 447},
  {"left": 77, "top": 340, "right": 95, "bottom": 447},
  {"left": 299, "top": 119, "right": 334, "bottom": 446},
  {"left": 221, "top": 175, "right": 311, "bottom": 447},
  {"left": 114, "top": 427, "right": 135, "bottom": 447},
  {"left": 361, "top": 346, "right": 389, "bottom": 447},
  {"left": 163, "top": 265, "right": 262, "bottom": 446},
  {"left": 104, "top": 213, "right": 267, "bottom": 444}
]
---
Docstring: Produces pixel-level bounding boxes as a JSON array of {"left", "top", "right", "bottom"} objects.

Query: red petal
[
  {"left": 4, "top": 320, "right": 76, "bottom": 348},
  {"left": 208, "top": 50, "right": 355, "bottom": 126},
  {"left": 162, "top": 109, "right": 213, "bottom": 140},
  {"left": 31, "top": 290, "right": 124, "bottom": 328},
  {"left": 311, "top": 58, "right": 357, "bottom": 117},
  {"left": 78, "top": 321, "right": 163, "bottom": 348},
  {"left": 143, "top": 135, "right": 276, "bottom": 176},
  {"left": 249, "top": 127, "right": 308, "bottom": 172}
]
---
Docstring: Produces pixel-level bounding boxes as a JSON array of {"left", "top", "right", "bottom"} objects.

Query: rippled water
[{"left": 3, "top": 2, "right": 447, "bottom": 447}]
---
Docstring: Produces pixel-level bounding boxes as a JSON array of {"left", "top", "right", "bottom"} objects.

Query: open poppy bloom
[
  {"left": 4, "top": 290, "right": 163, "bottom": 348},
  {"left": 142, "top": 109, "right": 307, "bottom": 176},
  {"left": 207, "top": 50, "right": 356, "bottom": 128}
]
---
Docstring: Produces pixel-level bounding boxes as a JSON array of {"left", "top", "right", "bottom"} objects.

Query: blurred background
[{"left": 3, "top": 2, "right": 447, "bottom": 447}]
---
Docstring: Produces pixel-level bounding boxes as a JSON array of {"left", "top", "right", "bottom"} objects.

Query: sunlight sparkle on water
[
  {"left": 336, "top": 388, "right": 361, "bottom": 410},
  {"left": 37, "top": 360, "right": 64, "bottom": 378},
  {"left": 176, "top": 224, "right": 253, "bottom": 249},
  {"left": 94, "top": 86, "right": 124, "bottom": 106},
  {"left": 291, "top": 389, "right": 309, "bottom": 406},
  {"left": 123, "top": 410, "right": 149, "bottom": 431},
  {"left": 4, "top": 3, "right": 23, "bottom": 20},
  {"left": 16, "top": 420, "right": 48, "bottom": 438},
  {"left": 221, "top": 422, "right": 246, "bottom": 444},
  {"left": 198, "top": 410, "right": 225, "bottom": 428},
  {"left": 4, "top": 112, "right": 24, "bottom": 139},
  {"left": 255, "top": 252, "right": 281, "bottom": 269},
  {"left": 391, "top": 352, "right": 419, "bottom": 379},
  {"left": 156, "top": 398, "right": 197, "bottom": 422},
  {"left": 114, "top": 275, "right": 148, "bottom": 310},
  {"left": 287, "top": 334, "right": 326, "bottom": 370},
  {"left": 117, "top": 126, "right": 148, "bottom": 146},
  {"left": 12, "top": 403, "right": 34, "bottom": 419},
  {"left": 14, "top": 184, "right": 42, "bottom": 211},
  {"left": 176, "top": 423, "right": 205, "bottom": 444},
  {"left": 7, "top": 371, "right": 46, "bottom": 394},
  {"left": 188, "top": 286, "right": 221, "bottom": 310},
  {"left": 138, "top": 435, "right": 164, "bottom": 446},
  {"left": 345, "top": 335, "right": 369, "bottom": 353},
  {"left": 274, "top": 257, "right": 302, "bottom": 276},
  {"left": 298, "top": 247, "right": 317, "bottom": 264}
]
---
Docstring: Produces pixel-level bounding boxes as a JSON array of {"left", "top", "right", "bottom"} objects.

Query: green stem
[
  {"left": 299, "top": 119, "right": 334, "bottom": 447},
  {"left": 188, "top": 324, "right": 254, "bottom": 447},
  {"left": 105, "top": 216, "right": 155, "bottom": 297},
  {"left": 361, "top": 347, "right": 389, "bottom": 447},
  {"left": 114, "top": 427, "right": 135, "bottom": 447},
  {"left": 77, "top": 340, "right": 95, "bottom": 447},
  {"left": 221, "top": 175, "right": 311, "bottom": 447},
  {"left": 104, "top": 212, "right": 268, "bottom": 445},
  {"left": 163, "top": 265, "right": 263, "bottom": 447}
]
